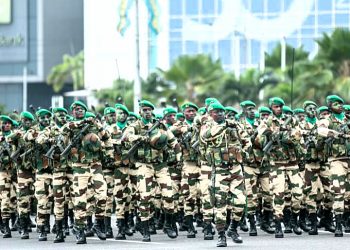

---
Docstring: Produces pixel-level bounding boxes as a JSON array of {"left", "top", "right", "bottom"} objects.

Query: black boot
[
  {"left": 85, "top": 216, "right": 94, "bottom": 237},
  {"left": 343, "top": 211, "right": 350, "bottom": 233},
  {"left": 75, "top": 226, "right": 87, "bottom": 244},
  {"left": 172, "top": 213, "right": 179, "bottom": 236},
  {"left": 227, "top": 220, "right": 243, "bottom": 243},
  {"left": 321, "top": 209, "right": 335, "bottom": 233},
  {"left": 20, "top": 215, "right": 29, "bottom": 239},
  {"left": 63, "top": 216, "right": 70, "bottom": 236},
  {"left": 141, "top": 220, "right": 151, "bottom": 242},
  {"left": 115, "top": 219, "right": 126, "bottom": 240},
  {"left": 274, "top": 218, "right": 284, "bottom": 238},
  {"left": 216, "top": 230, "right": 227, "bottom": 247},
  {"left": 291, "top": 212, "right": 302, "bottom": 235},
  {"left": 38, "top": 225, "right": 47, "bottom": 241},
  {"left": 203, "top": 221, "right": 214, "bottom": 240},
  {"left": 68, "top": 209, "right": 74, "bottom": 229},
  {"left": 92, "top": 218, "right": 106, "bottom": 240},
  {"left": 185, "top": 215, "right": 196, "bottom": 238},
  {"left": 239, "top": 214, "right": 248, "bottom": 232},
  {"left": 104, "top": 216, "right": 113, "bottom": 238},
  {"left": 44, "top": 214, "right": 51, "bottom": 234},
  {"left": 299, "top": 208, "right": 310, "bottom": 232},
  {"left": 127, "top": 212, "right": 135, "bottom": 233},
  {"left": 149, "top": 217, "right": 157, "bottom": 235},
  {"left": 248, "top": 214, "right": 257, "bottom": 236},
  {"left": 124, "top": 212, "right": 133, "bottom": 236},
  {"left": 178, "top": 209, "right": 188, "bottom": 231},
  {"left": 163, "top": 213, "right": 177, "bottom": 239},
  {"left": 156, "top": 211, "right": 165, "bottom": 230},
  {"left": 308, "top": 213, "right": 318, "bottom": 235},
  {"left": 225, "top": 210, "right": 231, "bottom": 230},
  {"left": 29, "top": 214, "right": 36, "bottom": 228},
  {"left": 195, "top": 213, "right": 204, "bottom": 228},
  {"left": 260, "top": 210, "right": 274, "bottom": 234},
  {"left": 53, "top": 220, "right": 65, "bottom": 243},
  {"left": 335, "top": 214, "right": 343, "bottom": 237},
  {"left": 256, "top": 208, "right": 262, "bottom": 227},
  {"left": 2, "top": 218, "right": 12, "bottom": 238},
  {"left": 10, "top": 213, "right": 18, "bottom": 231},
  {"left": 283, "top": 209, "right": 292, "bottom": 233}
]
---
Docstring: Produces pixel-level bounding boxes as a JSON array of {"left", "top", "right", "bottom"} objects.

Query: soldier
[
  {"left": 127, "top": 112, "right": 140, "bottom": 125},
  {"left": 344, "top": 105, "right": 350, "bottom": 120},
  {"left": 258, "top": 107, "right": 272, "bottom": 121},
  {"left": 176, "top": 113, "right": 185, "bottom": 122},
  {"left": 60, "top": 101, "right": 111, "bottom": 244},
  {"left": 318, "top": 106, "right": 330, "bottom": 119},
  {"left": 225, "top": 106, "right": 239, "bottom": 120},
  {"left": 317, "top": 95, "right": 350, "bottom": 237},
  {"left": 123, "top": 100, "right": 181, "bottom": 242},
  {"left": 294, "top": 108, "right": 306, "bottom": 123},
  {"left": 201, "top": 102, "right": 250, "bottom": 247}
]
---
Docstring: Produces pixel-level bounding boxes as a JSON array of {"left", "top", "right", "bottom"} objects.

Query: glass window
[
  {"left": 170, "top": 0, "right": 182, "bottom": 15},
  {"left": 170, "top": 18, "right": 183, "bottom": 29},
  {"left": 239, "top": 39, "right": 248, "bottom": 65},
  {"left": 268, "top": 0, "right": 281, "bottom": 12},
  {"left": 267, "top": 41, "right": 279, "bottom": 53},
  {"left": 185, "top": 41, "right": 199, "bottom": 54},
  {"left": 169, "top": 41, "right": 183, "bottom": 64},
  {"left": 285, "top": 38, "right": 298, "bottom": 48},
  {"left": 201, "top": 17, "right": 215, "bottom": 25},
  {"left": 335, "top": 13, "right": 349, "bottom": 26},
  {"left": 218, "top": 40, "right": 231, "bottom": 64},
  {"left": 318, "top": 0, "right": 333, "bottom": 11},
  {"left": 301, "top": 38, "right": 314, "bottom": 53},
  {"left": 303, "top": 14, "right": 315, "bottom": 26},
  {"left": 202, "top": 0, "right": 214, "bottom": 14},
  {"left": 186, "top": 0, "right": 199, "bottom": 15},
  {"left": 251, "top": 40, "right": 260, "bottom": 64},
  {"left": 217, "top": 0, "right": 223, "bottom": 14},
  {"left": 251, "top": 0, "right": 264, "bottom": 13},
  {"left": 318, "top": 27, "right": 332, "bottom": 36},
  {"left": 169, "top": 31, "right": 182, "bottom": 40},
  {"left": 318, "top": 14, "right": 332, "bottom": 26},
  {"left": 201, "top": 42, "right": 215, "bottom": 54},
  {"left": 301, "top": 27, "right": 315, "bottom": 36}
]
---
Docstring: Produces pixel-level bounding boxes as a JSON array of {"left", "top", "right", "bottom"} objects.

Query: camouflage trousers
[
  {"left": 212, "top": 164, "right": 245, "bottom": 231},
  {"left": 114, "top": 166, "right": 130, "bottom": 219},
  {"left": 17, "top": 168, "right": 35, "bottom": 218},
  {"left": 270, "top": 163, "right": 303, "bottom": 219},
  {"left": 0, "top": 169, "right": 17, "bottom": 218},
  {"left": 181, "top": 161, "right": 200, "bottom": 217},
  {"left": 304, "top": 162, "right": 333, "bottom": 213},
  {"left": 128, "top": 164, "right": 139, "bottom": 212},
  {"left": 52, "top": 171, "right": 69, "bottom": 220},
  {"left": 168, "top": 164, "right": 182, "bottom": 213},
  {"left": 72, "top": 162, "right": 107, "bottom": 227},
  {"left": 244, "top": 164, "right": 272, "bottom": 215},
  {"left": 135, "top": 162, "right": 174, "bottom": 221},
  {"left": 65, "top": 167, "right": 74, "bottom": 210},
  {"left": 103, "top": 168, "right": 115, "bottom": 218},
  {"left": 35, "top": 171, "right": 53, "bottom": 225},
  {"left": 199, "top": 161, "right": 214, "bottom": 222},
  {"left": 328, "top": 159, "right": 350, "bottom": 215}
]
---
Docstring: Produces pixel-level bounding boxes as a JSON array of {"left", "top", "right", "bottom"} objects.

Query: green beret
[
  {"left": 70, "top": 100, "right": 88, "bottom": 111},
  {"left": 52, "top": 107, "right": 68, "bottom": 114},
  {"left": 176, "top": 112, "right": 185, "bottom": 120},
  {"left": 326, "top": 95, "right": 344, "bottom": 104},
  {"left": 225, "top": 106, "right": 239, "bottom": 114},
  {"left": 198, "top": 107, "right": 206, "bottom": 115},
  {"left": 318, "top": 106, "right": 329, "bottom": 113},
  {"left": 155, "top": 114, "right": 163, "bottom": 120},
  {"left": 36, "top": 109, "right": 52, "bottom": 118},
  {"left": 0, "top": 115, "right": 15, "bottom": 125},
  {"left": 129, "top": 112, "right": 140, "bottom": 119},
  {"left": 205, "top": 97, "right": 219, "bottom": 106},
  {"left": 163, "top": 107, "right": 177, "bottom": 116},
  {"left": 343, "top": 104, "right": 350, "bottom": 111},
  {"left": 104, "top": 107, "right": 115, "bottom": 115},
  {"left": 115, "top": 104, "right": 130, "bottom": 115},
  {"left": 139, "top": 100, "right": 155, "bottom": 110},
  {"left": 268, "top": 97, "right": 285, "bottom": 107},
  {"left": 255, "top": 112, "right": 260, "bottom": 118},
  {"left": 303, "top": 101, "right": 318, "bottom": 109},
  {"left": 85, "top": 112, "right": 96, "bottom": 119},
  {"left": 20, "top": 111, "right": 35, "bottom": 121},
  {"left": 240, "top": 100, "right": 256, "bottom": 108},
  {"left": 181, "top": 102, "right": 199, "bottom": 111},
  {"left": 293, "top": 108, "right": 305, "bottom": 114},
  {"left": 208, "top": 102, "right": 225, "bottom": 112},
  {"left": 282, "top": 106, "right": 293, "bottom": 114},
  {"left": 258, "top": 106, "right": 272, "bottom": 114}
]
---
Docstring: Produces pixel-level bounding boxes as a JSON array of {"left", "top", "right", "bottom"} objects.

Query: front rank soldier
[
  {"left": 123, "top": 100, "right": 181, "bottom": 242},
  {"left": 201, "top": 102, "right": 250, "bottom": 247}
]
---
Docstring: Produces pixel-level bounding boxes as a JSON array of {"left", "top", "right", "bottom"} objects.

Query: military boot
[
  {"left": 291, "top": 212, "right": 302, "bottom": 235},
  {"left": 68, "top": 209, "right": 74, "bottom": 229},
  {"left": 0, "top": 212, "right": 3, "bottom": 234},
  {"left": 335, "top": 214, "right": 343, "bottom": 237},
  {"left": 239, "top": 214, "right": 248, "bottom": 232},
  {"left": 299, "top": 208, "right": 310, "bottom": 232},
  {"left": 321, "top": 209, "right": 335, "bottom": 232},
  {"left": 178, "top": 210, "right": 188, "bottom": 231},
  {"left": 248, "top": 214, "right": 257, "bottom": 236},
  {"left": 44, "top": 214, "right": 51, "bottom": 234},
  {"left": 53, "top": 220, "right": 64, "bottom": 243},
  {"left": 283, "top": 209, "right": 292, "bottom": 233},
  {"left": 127, "top": 211, "right": 135, "bottom": 233},
  {"left": 92, "top": 218, "right": 106, "bottom": 240},
  {"left": 38, "top": 225, "right": 47, "bottom": 241},
  {"left": 256, "top": 208, "right": 262, "bottom": 227},
  {"left": 172, "top": 213, "right": 179, "bottom": 236},
  {"left": 185, "top": 215, "right": 196, "bottom": 238},
  {"left": 149, "top": 217, "right": 157, "bottom": 235},
  {"left": 63, "top": 216, "right": 70, "bottom": 236},
  {"left": 228, "top": 220, "right": 243, "bottom": 243},
  {"left": 195, "top": 213, "right": 204, "bottom": 228},
  {"left": 260, "top": 210, "right": 274, "bottom": 234},
  {"left": 141, "top": 220, "right": 151, "bottom": 242},
  {"left": 85, "top": 216, "right": 94, "bottom": 237},
  {"left": 2, "top": 218, "right": 12, "bottom": 238},
  {"left": 28, "top": 214, "right": 36, "bottom": 229},
  {"left": 216, "top": 230, "right": 227, "bottom": 247},
  {"left": 115, "top": 219, "right": 126, "bottom": 240},
  {"left": 10, "top": 213, "right": 18, "bottom": 231},
  {"left": 308, "top": 213, "right": 318, "bottom": 235},
  {"left": 75, "top": 226, "right": 87, "bottom": 244},
  {"left": 155, "top": 209, "right": 165, "bottom": 230},
  {"left": 343, "top": 211, "right": 350, "bottom": 233},
  {"left": 163, "top": 213, "right": 177, "bottom": 239},
  {"left": 20, "top": 215, "right": 29, "bottom": 239},
  {"left": 104, "top": 216, "right": 113, "bottom": 238},
  {"left": 124, "top": 212, "right": 133, "bottom": 236},
  {"left": 203, "top": 221, "right": 214, "bottom": 240},
  {"left": 274, "top": 218, "right": 284, "bottom": 238}
]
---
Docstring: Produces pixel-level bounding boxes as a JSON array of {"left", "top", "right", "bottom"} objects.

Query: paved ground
[{"left": 1, "top": 217, "right": 349, "bottom": 249}]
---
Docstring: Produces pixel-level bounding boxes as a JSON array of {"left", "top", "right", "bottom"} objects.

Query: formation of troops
[{"left": 1, "top": 95, "right": 350, "bottom": 247}]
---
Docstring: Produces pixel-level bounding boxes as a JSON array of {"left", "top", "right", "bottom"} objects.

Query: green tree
[{"left": 47, "top": 51, "right": 84, "bottom": 92}]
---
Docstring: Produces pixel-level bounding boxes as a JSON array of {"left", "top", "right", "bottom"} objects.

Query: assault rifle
[
  {"left": 263, "top": 116, "right": 292, "bottom": 154},
  {"left": 45, "top": 135, "right": 65, "bottom": 160},
  {"left": 60, "top": 124, "right": 90, "bottom": 157},
  {"left": 180, "top": 130, "right": 192, "bottom": 150},
  {"left": 304, "top": 125, "right": 318, "bottom": 150}
]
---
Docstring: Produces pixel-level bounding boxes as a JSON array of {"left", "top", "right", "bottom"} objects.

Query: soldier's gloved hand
[{"left": 298, "top": 160, "right": 305, "bottom": 171}]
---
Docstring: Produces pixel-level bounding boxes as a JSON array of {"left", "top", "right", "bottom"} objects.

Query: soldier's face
[
  {"left": 72, "top": 106, "right": 86, "bottom": 119},
  {"left": 127, "top": 116, "right": 137, "bottom": 125},
  {"left": 260, "top": 112, "right": 270, "bottom": 120},
  {"left": 105, "top": 112, "right": 116, "bottom": 124},
  {"left": 164, "top": 113, "right": 175, "bottom": 125},
  {"left": 55, "top": 111, "right": 67, "bottom": 125},
  {"left": 330, "top": 101, "right": 343, "bottom": 114},
  {"left": 271, "top": 104, "right": 283, "bottom": 116},
  {"left": 116, "top": 109, "right": 128, "bottom": 123},
  {"left": 296, "top": 113, "right": 305, "bottom": 122},
  {"left": 244, "top": 106, "right": 255, "bottom": 119},
  {"left": 183, "top": 107, "right": 196, "bottom": 122},
  {"left": 140, "top": 107, "right": 153, "bottom": 120},
  {"left": 21, "top": 118, "right": 33, "bottom": 129},
  {"left": 319, "top": 110, "right": 330, "bottom": 119},
  {"left": 210, "top": 109, "right": 225, "bottom": 123},
  {"left": 226, "top": 112, "right": 236, "bottom": 120},
  {"left": 39, "top": 114, "right": 51, "bottom": 127},
  {"left": 305, "top": 105, "right": 317, "bottom": 118},
  {"left": 2, "top": 121, "right": 12, "bottom": 132}
]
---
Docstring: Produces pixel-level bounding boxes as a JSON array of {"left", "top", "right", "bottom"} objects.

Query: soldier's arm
[
  {"left": 166, "top": 129, "right": 182, "bottom": 161},
  {"left": 317, "top": 118, "right": 341, "bottom": 138},
  {"left": 123, "top": 123, "right": 144, "bottom": 143}
]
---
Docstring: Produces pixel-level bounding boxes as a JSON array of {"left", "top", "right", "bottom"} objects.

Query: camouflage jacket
[
  {"left": 105, "top": 123, "right": 129, "bottom": 167},
  {"left": 0, "top": 131, "right": 13, "bottom": 171}
]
